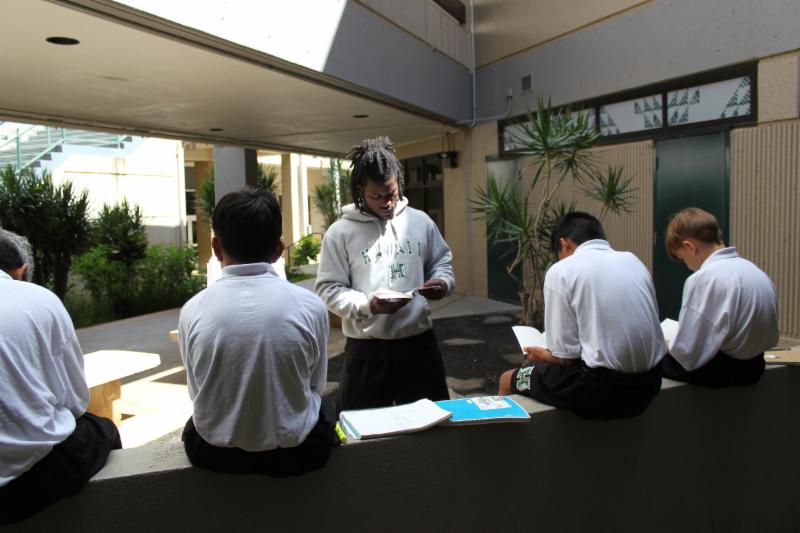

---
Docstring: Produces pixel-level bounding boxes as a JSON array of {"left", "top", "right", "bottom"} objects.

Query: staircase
[{"left": 0, "top": 121, "right": 133, "bottom": 173}]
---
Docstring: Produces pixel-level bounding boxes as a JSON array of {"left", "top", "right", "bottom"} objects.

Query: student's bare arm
[{"left": 523, "top": 346, "right": 579, "bottom": 366}]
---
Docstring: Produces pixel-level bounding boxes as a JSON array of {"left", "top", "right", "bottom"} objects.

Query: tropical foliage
[
  {"left": 312, "top": 159, "right": 352, "bottom": 229},
  {"left": 197, "top": 164, "right": 280, "bottom": 220},
  {"left": 0, "top": 165, "right": 91, "bottom": 298},
  {"left": 473, "top": 98, "right": 637, "bottom": 327}
]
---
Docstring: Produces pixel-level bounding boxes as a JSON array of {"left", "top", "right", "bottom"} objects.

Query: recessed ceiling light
[
  {"left": 46, "top": 36, "right": 80, "bottom": 46},
  {"left": 352, "top": 114, "right": 369, "bottom": 119},
  {"left": 209, "top": 128, "right": 224, "bottom": 132}
]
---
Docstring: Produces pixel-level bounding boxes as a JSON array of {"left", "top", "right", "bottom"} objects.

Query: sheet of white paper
[
  {"left": 370, "top": 288, "right": 414, "bottom": 301},
  {"left": 661, "top": 318, "right": 679, "bottom": 347},
  {"left": 512, "top": 326, "right": 548, "bottom": 352},
  {"left": 339, "top": 399, "right": 451, "bottom": 439}
]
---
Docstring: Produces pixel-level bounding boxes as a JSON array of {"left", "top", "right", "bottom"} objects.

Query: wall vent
[{"left": 521, "top": 74, "right": 532, "bottom": 93}]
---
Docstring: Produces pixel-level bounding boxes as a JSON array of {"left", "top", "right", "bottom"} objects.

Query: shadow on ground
[{"left": 326, "top": 312, "right": 523, "bottom": 397}]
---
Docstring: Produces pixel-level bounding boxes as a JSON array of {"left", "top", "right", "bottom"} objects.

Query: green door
[
  {"left": 486, "top": 158, "right": 522, "bottom": 304},
  {"left": 654, "top": 132, "right": 729, "bottom": 320}
]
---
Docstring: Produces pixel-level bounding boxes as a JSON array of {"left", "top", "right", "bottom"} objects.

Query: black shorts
[
  {"left": 0, "top": 412, "right": 121, "bottom": 526},
  {"left": 510, "top": 361, "right": 663, "bottom": 420},
  {"left": 338, "top": 329, "right": 449, "bottom": 411},
  {"left": 662, "top": 351, "right": 765, "bottom": 388},
  {"left": 182, "top": 400, "right": 339, "bottom": 477}
]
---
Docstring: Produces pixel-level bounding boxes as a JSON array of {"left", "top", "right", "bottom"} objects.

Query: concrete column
[
  {"left": 299, "top": 155, "right": 310, "bottom": 235},
  {"left": 213, "top": 146, "right": 258, "bottom": 202},
  {"left": 281, "top": 153, "right": 302, "bottom": 251},
  {"left": 193, "top": 160, "right": 213, "bottom": 267}
]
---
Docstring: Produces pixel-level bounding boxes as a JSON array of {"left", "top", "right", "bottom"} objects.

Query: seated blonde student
[
  {"left": 179, "top": 187, "right": 338, "bottom": 476},
  {"left": 0, "top": 230, "right": 120, "bottom": 525},
  {"left": 662, "top": 208, "right": 778, "bottom": 387},
  {"left": 498, "top": 212, "right": 665, "bottom": 419}
]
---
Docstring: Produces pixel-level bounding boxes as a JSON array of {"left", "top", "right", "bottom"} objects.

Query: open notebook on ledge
[{"left": 339, "top": 399, "right": 451, "bottom": 440}]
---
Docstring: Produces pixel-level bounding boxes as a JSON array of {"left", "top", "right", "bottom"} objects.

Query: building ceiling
[{"left": 0, "top": 1, "right": 455, "bottom": 157}]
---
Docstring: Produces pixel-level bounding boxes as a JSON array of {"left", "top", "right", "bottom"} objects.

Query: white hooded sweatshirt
[{"left": 315, "top": 198, "right": 455, "bottom": 340}]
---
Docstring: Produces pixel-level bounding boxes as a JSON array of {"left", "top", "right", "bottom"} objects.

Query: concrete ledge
[{"left": 7, "top": 367, "right": 800, "bottom": 532}]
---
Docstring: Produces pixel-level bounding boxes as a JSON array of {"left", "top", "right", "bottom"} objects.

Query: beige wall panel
[
  {"left": 515, "top": 140, "right": 654, "bottom": 270},
  {"left": 357, "top": 0, "right": 471, "bottom": 67},
  {"left": 758, "top": 51, "right": 800, "bottom": 124},
  {"left": 474, "top": 0, "right": 647, "bottom": 67},
  {"left": 466, "top": 122, "right": 499, "bottom": 297},
  {"left": 731, "top": 122, "right": 800, "bottom": 337}
]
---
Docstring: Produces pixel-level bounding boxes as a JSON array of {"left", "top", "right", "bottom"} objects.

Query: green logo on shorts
[{"left": 516, "top": 366, "right": 533, "bottom": 392}]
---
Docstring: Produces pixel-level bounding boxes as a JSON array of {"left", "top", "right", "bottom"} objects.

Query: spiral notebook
[
  {"left": 339, "top": 398, "right": 452, "bottom": 440},
  {"left": 435, "top": 396, "right": 530, "bottom": 426}
]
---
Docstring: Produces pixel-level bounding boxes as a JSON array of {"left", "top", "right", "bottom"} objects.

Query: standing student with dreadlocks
[{"left": 316, "top": 137, "right": 455, "bottom": 410}]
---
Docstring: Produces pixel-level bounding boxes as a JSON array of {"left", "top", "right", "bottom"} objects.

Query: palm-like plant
[
  {"left": 197, "top": 164, "right": 280, "bottom": 220},
  {"left": 0, "top": 165, "right": 91, "bottom": 299},
  {"left": 313, "top": 159, "right": 352, "bottom": 229},
  {"left": 473, "top": 98, "right": 637, "bottom": 327}
]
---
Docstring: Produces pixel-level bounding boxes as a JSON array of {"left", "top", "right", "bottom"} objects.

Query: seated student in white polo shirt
[
  {"left": 0, "top": 230, "right": 121, "bottom": 526},
  {"left": 179, "top": 186, "right": 338, "bottom": 476},
  {"left": 498, "top": 212, "right": 665, "bottom": 419},
  {"left": 662, "top": 208, "right": 778, "bottom": 387}
]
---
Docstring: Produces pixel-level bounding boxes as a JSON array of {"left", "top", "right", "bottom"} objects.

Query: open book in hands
[
  {"left": 661, "top": 318, "right": 679, "bottom": 346},
  {"left": 511, "top": 326, "right": 548, "bottom": 352},
  {"left": 370, "top": 288, "right": 415, "bottom": 302}
]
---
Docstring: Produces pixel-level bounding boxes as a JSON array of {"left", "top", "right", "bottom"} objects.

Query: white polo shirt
[
  {"left": 544, "top": 240, "right": 665, "bottom": 373},
  {"left": 0, "top": 270, "right": 88, "bottom": 487},
  {"left": 668, "top": 247, "right": 778, "bottom": 371},
  {"left": 179, "top": 263, "right": 329, "bottom": 452}
]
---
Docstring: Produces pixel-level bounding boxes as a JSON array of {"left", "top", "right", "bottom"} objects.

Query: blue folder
[{"left": 435, "top": 396, "right": 530, "bottom": 425}]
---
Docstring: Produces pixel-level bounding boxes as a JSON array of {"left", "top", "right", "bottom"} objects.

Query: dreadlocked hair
[{"left": 346, "top": 136, "right": 405, "bottom": 213}]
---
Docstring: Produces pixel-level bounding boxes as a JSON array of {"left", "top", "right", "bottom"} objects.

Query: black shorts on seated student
[
  {"left": 662, "top": 351, "right": 765, "bottom": 388},
  {"left": 498, "top": 213, "right": 666, "bottom": 420},
  {"left": 510, "top": 362, "right": 663, "bottom": 420},
  {"left": 182, "top": 401, "right": 339, "bottom": 477}
]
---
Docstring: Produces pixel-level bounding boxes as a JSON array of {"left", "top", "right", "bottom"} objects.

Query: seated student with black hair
[
  {"left": 662, "top": 207, "right": 778, "bottom": 387},
  {"left": 0, "top": 229, "right": 121, "bottom": 525},
  {"left": 498, "top": 212, "right": 665, "bottom": 419},
  {"left": 179, "top": 186, "right": 337, "bottom": 476}
]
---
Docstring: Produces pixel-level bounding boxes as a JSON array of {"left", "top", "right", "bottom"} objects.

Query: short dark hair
[
  {"left": 346, "top": 136, "right": 405, "bottom": 212},
  {"left": 0, "top": 229, "right": 31, "bottom": 279},
  {"left": 212, "top": 186, "right": 282, "bottom": 263},
  {"left": 549, "top": 211, "right": 606, "bottom": 255}
]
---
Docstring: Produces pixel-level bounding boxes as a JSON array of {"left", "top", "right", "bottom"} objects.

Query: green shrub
[
  {"left": 291, "top": 234, "right": 321, "bottom": 266},
  {"left": 133, "top": 244, "right": 205, "bottom": 315},
  {"left": 72, "top": 243, "right": 205, "bottom": 324},
  {"left": 91, "top": 200, "right": 148, "bottom": 269},
  {"left": 72, "top": 245, "right": 131, "bottom": 318}
]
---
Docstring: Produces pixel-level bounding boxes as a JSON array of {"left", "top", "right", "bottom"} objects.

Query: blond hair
[{"left": 665, "top": 208, "right": 723, "bottom": 261}]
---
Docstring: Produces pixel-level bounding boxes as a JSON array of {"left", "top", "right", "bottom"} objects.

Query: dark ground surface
[{"left": 326, "top": 312, "right": 524, "bottom": 396}]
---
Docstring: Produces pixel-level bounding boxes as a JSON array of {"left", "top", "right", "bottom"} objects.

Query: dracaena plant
[{"left": 473, "top": 97, "right": 637, "bottom": 328}]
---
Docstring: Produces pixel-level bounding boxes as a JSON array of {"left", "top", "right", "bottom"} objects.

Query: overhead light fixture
[
  {"left": 208, "top": 128, "right": 224, "bottom": 132},
  {"left": 352, "top": 114, "right": 369, "bottom": 119},
  {"left": 46, "top": 36, "right": 80, "bottom": 46}
]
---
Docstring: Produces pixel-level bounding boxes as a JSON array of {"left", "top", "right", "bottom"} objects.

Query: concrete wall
[
  {"left": 116, "top": 0, "right": 471, "bottom": 121},
  {"left": 476, "top": 0, "right": 800, "bottom": 118},
  {"left": 7, "top": 367, "right": 800, "bottom": 532},
  {"left": 473, "top": 0, "right": 645, "bottom": 67},
  {"left": 50, "top": 137, "right": 186, "bottom": 246}
]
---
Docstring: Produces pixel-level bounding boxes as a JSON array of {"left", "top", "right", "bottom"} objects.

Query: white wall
[{"left": 48, "top": 138, "right": 186, "bottom": 245}]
